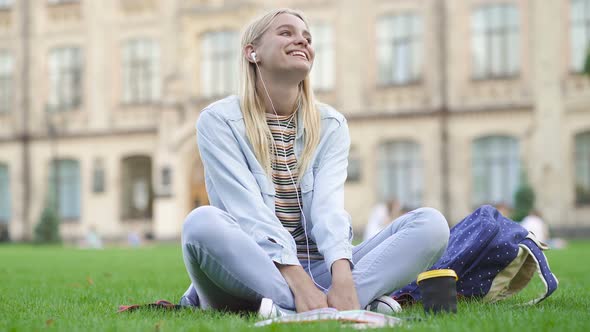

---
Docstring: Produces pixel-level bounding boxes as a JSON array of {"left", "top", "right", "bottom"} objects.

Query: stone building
[{"left": 0, "top": 0, "right": 589, "bottom": 242}]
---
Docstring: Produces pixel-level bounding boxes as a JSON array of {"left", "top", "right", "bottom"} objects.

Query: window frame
[
  {"left": 377, "top": 140, "right": 423, "bottom": 209},
  {"left": 346, "top": 145, "right": 362, "bottom": 183},
  {"left": 575, "top": 131, "right": 590, "bottom": 206},
  {"left": 47, "top": 47, "right": 83, "bottom": 112},
  {"left": 570, "top": 0, "right": 590, "bottom": 73},
  {"left": 92, "top": 158, "right": 105, "bottom": 194},
  {"left": 309, "top": 22, "right": 335, "bottom": 92},
  {"left": 200, "top": 30, "right": 239, "bottom": 98},
  {"left": 0, "top": 0, "right": 13, "bottom": 10},
  {"left": 0, "top": 51, "right": 14, "bottom": 114},
  {"left": 48, "top": 159, "right": 81, "bottom": 222},
  {"left": 376, "top": 12, "right": 423, "bottom": 86},
  {"left": 471, "top": 135, "right": 521, "bottom": 207},
  {"left": 0, "top": 164, "right": 10, "bottom": 224},
  {"left": 121, "top": 155, "right": 153, "bottom": 220},
  {"left": 122, "top": 38, "right": 161, "bottom": 105},
  {"left": 471, "top": 4, "right": 521, "bottom": 80}
]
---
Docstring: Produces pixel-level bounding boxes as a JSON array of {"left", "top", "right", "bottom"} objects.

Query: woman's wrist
[
  {"left": 277, "top": 264, "right": 315, "bottom": 293},
  {"left": 331, "top": 259, "right": 353, "bottom": 284}
]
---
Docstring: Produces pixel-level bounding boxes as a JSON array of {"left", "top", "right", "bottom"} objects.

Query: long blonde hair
[{"left": 239, "top": 8, "right": 320, "bottom": 182}]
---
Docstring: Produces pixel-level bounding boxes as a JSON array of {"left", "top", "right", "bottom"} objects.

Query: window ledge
[
  {"left": 470, "top": 74, "right": 520, "bottom": 83},
  {"left": 60, "top": 218, "right": 81, "bottom": 223},
  {"left": 376, "top": 79, "right": 423, "bottom": 89},
  {"left": 121, "top": 217, "right": 153, "bottom": 222},
  {"left": 45, "top": 104, "right": 82, "bottom": 113},
  {"left": 120, "top": 101, "right": 161, "bottom": 108},
  {"left": 314, "top": 87, "right": 335, "bottom": 94},
  {"left": 47, "top": 0, "right": 80, "bottom": 6}
]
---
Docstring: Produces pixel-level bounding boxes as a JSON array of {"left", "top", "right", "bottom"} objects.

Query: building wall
[{"left": 0, "top": 0, "right": 589, "bottom": 241}]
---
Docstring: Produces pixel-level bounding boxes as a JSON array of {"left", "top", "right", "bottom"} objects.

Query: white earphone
[{"left": 251, "top": 51, "right": 257, "bottom": 61}]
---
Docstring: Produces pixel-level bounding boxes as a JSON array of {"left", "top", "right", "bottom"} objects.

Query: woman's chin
[{"left": 282, "top": 64, "right": 311, "bottom": 82}]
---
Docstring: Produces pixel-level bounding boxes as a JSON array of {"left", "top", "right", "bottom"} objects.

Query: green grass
[{"left": 1, "top": 242, "right": 589, "bottom": 331}]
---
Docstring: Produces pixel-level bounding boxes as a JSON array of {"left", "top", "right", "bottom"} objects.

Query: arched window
[
  {"left": 121, "top": 155, "right": 153, "bottom": 220},
  {"left": 575, "top": 131, "right": 590, "bottom": 205},
  {"left": 472, "top": 136, "right": 520, "bottom": 206},
  {"left": 377, "top": 141, "right": 422, "bottom": 208}
]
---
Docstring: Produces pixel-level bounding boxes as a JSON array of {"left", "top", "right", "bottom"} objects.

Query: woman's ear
[{"left": 244, "top": 44, "right": 257, "bottom": 63}]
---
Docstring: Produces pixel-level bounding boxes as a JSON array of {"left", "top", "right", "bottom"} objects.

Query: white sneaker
[
  {"left": 365, "top": 296, "right": 402, "bottom": 315},
  {"left": 258, "top": 298, "right": 296, "bottom": 319}
]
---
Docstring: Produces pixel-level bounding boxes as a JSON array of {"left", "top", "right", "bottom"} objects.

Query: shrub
[
  {"left": 34, "top": 206, "right": 61, "bottom": 244},
  {"left": 511, "top": 175, "right": 535, "bottom": 222}
]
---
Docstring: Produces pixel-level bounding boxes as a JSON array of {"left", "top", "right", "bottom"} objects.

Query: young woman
[{"left": 180, "top": 8, "right": 450, "bottom": 315}]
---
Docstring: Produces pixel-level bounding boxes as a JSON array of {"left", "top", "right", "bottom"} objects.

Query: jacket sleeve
[
  {"left": 309, "top": 118, "right": 354, "bottom": 271},
  {"left": 196, "top": 109, "right": 300, "bottom": 266}
]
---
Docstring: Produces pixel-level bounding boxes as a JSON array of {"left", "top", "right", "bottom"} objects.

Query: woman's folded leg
[
  {"left": 352, "top": 207, "right": 450, "bottom": 307},
  {"left": 182, "top": 206, "right": 295, "bottom": 311}
]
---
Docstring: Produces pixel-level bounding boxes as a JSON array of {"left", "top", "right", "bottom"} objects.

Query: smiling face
[{"left": 252, "top": 13, "right": 315, "bottom": 81}]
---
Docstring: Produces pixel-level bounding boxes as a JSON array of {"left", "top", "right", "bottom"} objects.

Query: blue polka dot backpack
[{"left": 392, "top": 205, "right": 559, "bottom": 305}]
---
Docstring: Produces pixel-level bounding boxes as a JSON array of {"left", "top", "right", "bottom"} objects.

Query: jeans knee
[
  {"left": 413, "top": 207, "right": 450, "bottom": 251},
  {"left": 182, "top": 206, "right": 225, "bottom": 246}
]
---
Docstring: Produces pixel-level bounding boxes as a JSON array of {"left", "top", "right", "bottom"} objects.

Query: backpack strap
[{"left": 518, "top": 238, "right": 559, "bottom": 304}]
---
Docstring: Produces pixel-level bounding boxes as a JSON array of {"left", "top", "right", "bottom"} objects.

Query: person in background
[
  {"left": 363, "top": 199, "right": 401, "bottom": 241},
  {"left": 520, "top": 209, "right": 548, "bottom": 243},
  {"left": 85, "top": 225, "right": 103, "bottom": 249}
]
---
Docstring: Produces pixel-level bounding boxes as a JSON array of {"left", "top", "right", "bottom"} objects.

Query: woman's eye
[{"left": 280, "top": 31, "right": 290, "bottom": 36}]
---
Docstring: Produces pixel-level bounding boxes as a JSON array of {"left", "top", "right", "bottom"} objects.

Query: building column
[{"left": 529, "top": 0, "right": 564, "bottom": 226}]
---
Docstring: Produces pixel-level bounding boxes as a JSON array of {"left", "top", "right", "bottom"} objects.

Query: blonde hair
[{"left": 239, "top": 8, "right": 320, "bottom": 182}]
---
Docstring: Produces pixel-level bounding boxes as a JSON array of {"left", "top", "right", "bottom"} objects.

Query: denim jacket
[{"left": 196, "top": 95, "right": 353, "bottom": 271}]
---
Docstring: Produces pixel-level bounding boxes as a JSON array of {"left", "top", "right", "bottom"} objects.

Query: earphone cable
[{"left": 253, "top": 60, "right": 328, "bottom": 292}]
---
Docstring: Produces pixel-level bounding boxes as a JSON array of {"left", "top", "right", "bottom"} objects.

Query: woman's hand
[
  {"left": 293, "top": 283, "right": 328, "bottom": 313},
  {"left": 327, "top": 259, "right": 360, "bottom": 311},
  {"left": 277, "top": 264, "right": 328, "bottom": 312}
]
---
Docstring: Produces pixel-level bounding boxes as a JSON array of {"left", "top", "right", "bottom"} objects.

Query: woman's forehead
[{"left": 270, "top": 13, "right": 308, "bottom": 32}]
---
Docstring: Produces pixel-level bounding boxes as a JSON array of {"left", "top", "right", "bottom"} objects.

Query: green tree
[
  {"left": 34, "top": 206, "right": 61, "bottom": 244},
  {"left": 511, "top": 172, "right": 535, "bottom": 222}
]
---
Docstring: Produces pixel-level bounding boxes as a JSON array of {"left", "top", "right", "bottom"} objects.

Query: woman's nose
[{"left": 294, "top": 34, "right": 309, "bottom": 46}]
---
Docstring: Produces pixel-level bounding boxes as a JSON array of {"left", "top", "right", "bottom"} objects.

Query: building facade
[{"left": 0, "top": 0, "right": 589, "bottom": 242}]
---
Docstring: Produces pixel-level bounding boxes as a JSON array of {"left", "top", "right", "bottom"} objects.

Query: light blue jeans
[{"left": 180, "top": 206, "right": 449, "bottom": 312}]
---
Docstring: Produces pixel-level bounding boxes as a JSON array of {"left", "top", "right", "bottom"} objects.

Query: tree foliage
[
  {"left": 511, "top": 172, "right": 535, "bottom": 222},
  {"left": 34, "top": 206, "right": 61, "bottom": 244}
]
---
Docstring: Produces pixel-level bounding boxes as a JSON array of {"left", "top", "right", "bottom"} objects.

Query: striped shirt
[{"left": 266, "top": 112, "right": 323, "bottom": 260}]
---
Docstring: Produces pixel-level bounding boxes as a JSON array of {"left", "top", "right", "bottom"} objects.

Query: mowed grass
[{"left": 1, "top": 241, "right": 589, "bottom": 332}]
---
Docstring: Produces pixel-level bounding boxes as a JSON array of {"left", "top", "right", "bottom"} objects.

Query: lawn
[{"left": 1, "top": 241, "right": 589, "bottom": 331}]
